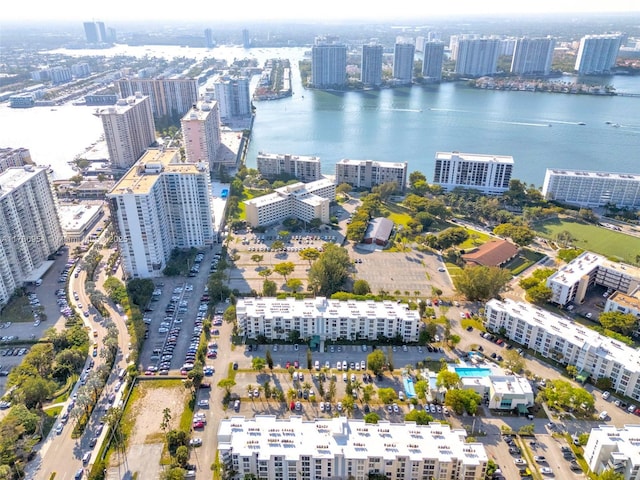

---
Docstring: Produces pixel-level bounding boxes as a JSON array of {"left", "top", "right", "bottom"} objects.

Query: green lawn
[
  {"left": 458, "top": 230, "right": 492, "bottom": 250},
  {"left": 534, "top": 217, "right": 640, "bottom": 265},
  {"left": 383, "top": 202, "right": 413, "bottom": 227},
  {"left": 504, "top": 248, "right": 545, "bottom": 275},
  {"left": 0, "top": 295, "right": 37, "bottom": 323}
]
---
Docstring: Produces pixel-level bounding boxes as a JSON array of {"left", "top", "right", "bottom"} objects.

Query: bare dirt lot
[{"left": 107, "top": 380, "right": 189, "bottom": 480}]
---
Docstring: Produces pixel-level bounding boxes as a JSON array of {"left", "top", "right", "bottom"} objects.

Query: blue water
[
  {"left": 455, "top": 367, "right": 493, "bottom": 378},
  {"left": 403, "top": 376, "right": 417, "bottom": 398},
  {"left": 221, "top": 189, "right": 229, "bottom": 198}
]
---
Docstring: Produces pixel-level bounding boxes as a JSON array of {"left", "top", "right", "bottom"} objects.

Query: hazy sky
[{"left": 8, "top": 0, "right": 640, "bottom": 23}]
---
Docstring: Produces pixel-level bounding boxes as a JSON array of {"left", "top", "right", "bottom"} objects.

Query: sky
[{"left": 6, "top": 0, "right": 640, "bottom": 23}]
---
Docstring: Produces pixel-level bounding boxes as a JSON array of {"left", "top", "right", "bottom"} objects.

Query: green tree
[
  {"left": 364, "top": 412, "right": 380, "bottom": 424},
  {"left": 362, "top": 384, "right": 375, "bottom": 404},
  {"left": 444, "top": 389, "right": 482, "bottom": 415},
  {"left": 265, "top": 350, "right": 274, "bottom": 370},
  {"left": 252, "top": 357, "right": 266, "bottom": 372},
  {"left": 299, "top": 247, "right": 320, "bottom": 267},
  {"left": 414, "top": 380, "right": 428, "bottom": 399},
  {"left": 263, "top": 279, "right": 277, "bottom": 296},
  {"left": 336, "top": 183, "right": 352, "bottom": 197},
  {"left": 597, "top": 469, "right": 625, "bottom": 480},
  {"left": 453, "top": 265, "right": 512, "bottom": 301},
  {"left": 366, "top": 350, "right": 386, "bottom": 376},
  {"left": 599, "top": 311, "right": 638, "bottom": 336},
  {"left": 404, "top": 410, "right": 434, "bottom": 425},
  {"left": 306, "top": 348, "right": 312, "bottom": 370},
  {"left": 493, "top": 222, "right": 535, "bottom": 246},
  {"left": 175, "top": 445, "right": 189, "bottom": 467},
  {"left": 566, "top": 365, "right": 579, "bottom": 378},
  {"left": 160, "top": 407, "right": 172, "bottom": 434},
  {"left": 502, "top": 349, "right": 526, "bottom": 373},
  {"left": 258, "top": 268, "right": 273, "bottom": 279},
  {"left": 308, "top": 243, "right": 352, "bottom": 296},
  {"left": 353, "top": 279, "right": 371, "bottom": 295},
  {"left": 274, "top": 261, "right": 295, "bottom": 282},
  {"left": 536, "top": 379, "right": 594, "bottom": 412},
  {"left": 251, "top": 254, "right": 264, "bottom": 269},
  {"left": 525, "top": 283, "right": 553, "bottom": 304},
  {"left": 436, "top": 370, "right": 461, "bottom": 390},
  {"left": 286, "top": 278, "right": 303, "bottom": 293},
  {"left": 217, "top": 378, "right": 236, "bottom": 394},
  {"left": 377, "top": 388, "right": 398, "bottom": 404},
  {"left": 557, "top": 248, "right": 584, "bottom": 263}
]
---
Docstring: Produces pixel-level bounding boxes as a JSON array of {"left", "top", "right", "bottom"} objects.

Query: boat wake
[{"left": 489, "top": 120, "right": 551, "bottom": 127}]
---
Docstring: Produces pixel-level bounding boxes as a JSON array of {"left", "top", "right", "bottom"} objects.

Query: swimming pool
[
  {"left": 455, "top": 367, "right": 492, "bottom": 378},
  {"left": 403, "top": 376, "right": 417, "bottom": 398}
]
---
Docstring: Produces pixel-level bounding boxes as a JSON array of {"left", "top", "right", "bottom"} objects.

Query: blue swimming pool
[
  {"left": 455, "top": 367, "right": 493, "bottom": 378},
  {"left": 403, "top": 376, "right": 417, "bottom": 398},
  {"left": 221, "top": 189, "right": 228, "bottom": 198}
]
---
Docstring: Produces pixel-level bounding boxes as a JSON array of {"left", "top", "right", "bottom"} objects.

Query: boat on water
[
  {"left": 577, "top": 122, "right": 586, "bottom": 125},
  {"left": 612, "top": 123, "right": 621, "bottom": 128}
]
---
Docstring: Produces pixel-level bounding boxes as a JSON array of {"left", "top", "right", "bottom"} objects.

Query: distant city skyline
[{"left": 4, "top": 0, "right": 640, "bottom": 23}]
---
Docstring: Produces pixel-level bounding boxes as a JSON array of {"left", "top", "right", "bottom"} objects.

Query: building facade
[
  {"left": 181, "top": 101, "right": 221, "bottom": 172},
  {"left": 244, "top": 178, "right": 335, "bottom": 228},
  {"left": 107, "top": 148, "right": 213, "bottom": 278},
  {"left": 115, "top": 77, "right": 198, "bottom": 119},
  {"left": 542, "top": 169, "right": 640, "bottom": 208},
  {"left": 605, "top": 288, "right": 640, "bottom": 337},
  {"left": 311, "top": 37, "right": 347, "bottom": 89},
  {"left": 335, "top": 159, "right": 408, "bottom": 191},
  {"left": 213, "top": 76, "right": 252, "bottom": 122},
  {"left": 546, "top": 251, "right": 640, "bottom": 306},
  {"left": 361, "top": 43, "right": 383, "bottom": 87},
  {"left": 485, "top": 298, "right": 640, "bottom": 401},
  {"left": 0, "top": 166, "right": 63, "bottom": 306},
  {"left": 236, "top": 296, "right": 421, "bottom": 342},
  {"left": 0, "top": 148, "right": 31, "bottom": 173},
  {"left": 422, "top": 42, "right": 445, "bottom": 82},
  {"left": 454, "top": 38, "right": 501, "bottom": 77},
  {"left": 432, "top": 152, "right": 513, "bottom": 194},
  {"left": 510, "top": 37, "right": 556, "bottom": 75},
  {"left": 256, "top": 152, "right": 321, "bottom": 182},
  {"left": 393, "top": 39, "right": 415, "bottom": 85},
  {"left": 96, "top": 94, "right": 156, "bottom": 170},
  {"left": 218, "top": 416, "right": 488, "bottom": 480},
  {"left": 584, "top": 424, "right": 640, "bottom": 480},
  {"left": 575, "top": 34, "right": 623, "bottom": 75}
]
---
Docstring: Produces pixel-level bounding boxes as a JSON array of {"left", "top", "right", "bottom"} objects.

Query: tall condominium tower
[
  {"left": 311, "top": 36, "right": 347, "bottom": 89},
  {"left": 0, "top": 147, "right": 31, "bottom": 173},
  {"left": 204, "top": 28, "right": 214, "bottom": 48},
  {"left": 454, "top": 38, "right": 501, "bottom": 77},
  {"left": 83, "top": 22, "right": 100, "bottom": 43},
  {"left": 107, "top": 148, "right": 214, "bottom": 278},
  {"left": 181, "top": 101, "right": 221, "bottom": 172},
  {"left": 96, "top": 93, "right": 156, "bottom": 170},
  {"left": 575, "top": 34, "right": 623, "bottom": 75},
  {"left": 213, "top": 77, "right": 251, "bottom": 122},
  {"left": 361, "top": 43, "right": 383, "bottom": 87},
  {"left": 422, "top": 41, "right": 445, "bottom": 82},
  {"left": 242, "top": 29, "right": 250, "bottom": 49},
  {"left": 433, "top": 151, "right": 513, "bottom": 194},
  {"left": 0, "top": 166, "right": 63, "bottom": 306},
  {"left": 116, "top": 77, "right": 198, "bottom": 119},
  {"left": 393, "top": 38, "right": 415, "bottom": 85},
  {"left": 510, "top": 37, "right": 556, "bottom": 75}
]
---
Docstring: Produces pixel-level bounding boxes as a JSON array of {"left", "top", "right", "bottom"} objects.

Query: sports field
[{"left": 534, "top": 217, "right": 640, "bottom": 265}]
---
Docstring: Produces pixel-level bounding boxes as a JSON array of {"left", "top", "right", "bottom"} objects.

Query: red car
[
  {"left": 285, "top": 361, "right": 291, "bottom": 368},
  {"left": 294, "top": 361, "right": 299, "bottom": 369},
  {"left": 192, "top": 420, "right": 204, "bottom": 429}
]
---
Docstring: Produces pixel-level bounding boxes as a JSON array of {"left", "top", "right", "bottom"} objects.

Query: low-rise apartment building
[
  {"left": 236, "top": 297, "right": 421, "bottom": 342},
  {"left": 218, "top": 415, "right": 488, "bottom": 480},
  {"left": 605, "top": 288, "right": 640, "bottom": 337},
  {"left": 546, "top": 251, "right": 640, "bottom": 306},
  {"left": 485, "top": 298, "right": 640, "bottom": 401},
  {"left": 244, "top": 178, "right": 335, "bottom": 228},
  {"left": 584, "top": 424, "right": 640, "bottom": 480}
]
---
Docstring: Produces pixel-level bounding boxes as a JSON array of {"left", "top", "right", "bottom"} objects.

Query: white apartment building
[
  {"left": 456, "top": 369, "right": 534, "bottom": 412},
  {"left": 575, "top": 34, "right": 623, "bottom": 75},
  {"left": 218, "top": 415, "right": 488, "bottom": 480},
  {"left": 542, "top": 169, "right": 640, "bottom": 208},
  {"left": 213, "top": 76, "right": 251, "bottom": 122},
  {"left": 0, "top": 147, "right": 31, "bottom": 173},
  {"left": 244, "top": 178, "right": 335, "bottom": 228},
  {"left": 256, "top": 152, "right": 321, "bottom": 183},
  {"left": 546, "top": 251, "right": 640, "bottom": 306},
  {"left": 96, "top": 94, "right": 156, "bottom": 170},
  {"left": 107, "top": 148, "right": 213, "bottom": 278},
  {"left": 510, "top": 37, "right": 556, "bottom": 76},
  {"left": 454, "top": 38, "right": 501, "bottom": 77},
  {"left": 0, "top": 166, "right": 63, "bottom": 306},
  {"left": 311, "top": 37, "right": 347, "bottom": 89},
  {"left": 432, "top": 152, "right": 513, "bottom": 194},
  {"left": 236, "top": 296, "right": 421, "bottom": 342},
  {"left": 485, "top": 298, "right": 640, "bottom": 401},
  {"left": 116, "top": 77, "right": 198, "bottom": 118},
  {"left": 361, "top": 43, "right": 383, "bottom": 87},
  {"left": 393, "top": 39, "right": 415, "bottom": 85},
  {"left": 605, "top": 288, "right": 640, "bottom": 337},
  {"left": 335, "top": 159, "right": 408, "bottom": 191},
  {"left": 180, "top": 101, "right": 221, "bottom": 172},
  {"left": 584, "top": 424, "right": 640, "bottom": 480}
]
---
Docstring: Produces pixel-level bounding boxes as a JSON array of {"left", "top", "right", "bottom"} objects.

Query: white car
[
  {"left": 598, "top": 411, "right": 608, "bottom": 420},
  {"left": 540, "top": 467, "right": 553, "bottom": 475},
  {"left": 602, "top": 391, "right": 610, "bottom": 400},
  {"left": 189, "top": 437, "right": 202, "bottom": 447},
  {"left": 514, "top": 458, "right": 526, "bottom": 465}
]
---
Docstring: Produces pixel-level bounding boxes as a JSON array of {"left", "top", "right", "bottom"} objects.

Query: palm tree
[
  {"left": 351, "top": 380, "right": 363, "bottom": 400},
  {"left": 247, "top": 384, "right": 254, "bottom": 401},
  {"left": 302, "top": 381, "right": 312, "bottom": 394},
  {"left": 287, "top": 388, "right": 297, "bottom": 401}
]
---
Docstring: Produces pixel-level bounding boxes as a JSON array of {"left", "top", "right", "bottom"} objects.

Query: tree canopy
[
  {"left": 599, "top": 311, "right": 638, "bottom": 336},
  {"left": 453, "top": 265, "right": 512, "bottom": 301},
  {"left": 366, "top": 350, "right": 387, "bottom": 375},
  {"left": 444, "top": 389, "right": 482, "bottom": 415},
  {"left": 307, "top": 243, "right": 352, "bottom": 296}
]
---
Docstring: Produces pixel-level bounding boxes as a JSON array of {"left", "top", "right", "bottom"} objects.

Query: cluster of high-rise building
[
  {"left": 83, "top": 21, "right": 116, "bottom": 44},
  {"left": 0, "top": 165, "right": 63, "bottom": 306},
  {"left": 310, "top": 32, "right": 624, "bottom": 90}
]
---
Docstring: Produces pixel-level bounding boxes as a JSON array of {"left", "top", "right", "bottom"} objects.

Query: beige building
[
  {"left": 244, "top": 178, "right": 335, "bottom": 228},
  {"left": 256, "top": 152, "right": 321, "bottom": 183},
  {"left": 335, "top": 159, "right": 407, "bottom": 191},
  {"left": 107, "top": 148, "right": 213, "bottom": 278},
  {"left": 181, "top": 101, "right": 221, "bottom": 172}
]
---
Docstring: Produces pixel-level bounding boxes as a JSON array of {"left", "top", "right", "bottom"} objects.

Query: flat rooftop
[
  {"left": 435, "top": 151, "right": 514, "bottom": 164},
  {"left": 0, "top": 165, "right": 45, "bottom": 198},
  {"left": 337, "top": 158, "right": 407, "bottom": 168},
  {"left": 59, "top": 204, "right": 103, "bottom": 233},
  {"left": 608, "top": 288, "right": 640, "bottom": 311},
  {"left": 546, "top": 169, "right": 640, "bottom": 181},
  {"left": 109, "top": 148, "right": 206, "bottom": 195}
]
